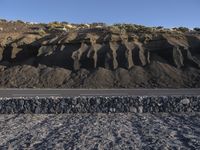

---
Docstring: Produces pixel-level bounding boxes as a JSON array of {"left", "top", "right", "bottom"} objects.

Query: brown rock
[
  {"left": 0, "top": 46, "right": 3, "bottom": 61},
  {"left": 71, "top": 42, "right": 89, "bottom": 70},
  {"left": 39, "top": 67, "right": 71, "bottom": 87},
  {"left": 109, "top": 41, "right": 119, "bottom": 69}
]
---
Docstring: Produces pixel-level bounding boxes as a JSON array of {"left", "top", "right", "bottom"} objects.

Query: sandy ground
[{"left": 0, "top": 113, "right": 200, "bottom": 149}]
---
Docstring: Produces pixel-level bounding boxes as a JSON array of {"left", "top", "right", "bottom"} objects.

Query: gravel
[
  {"left": 0, "top": 96, "right": 199, "bottom": 113},
  {"left": 0, "top": 96, "right": 200, "bottom": 149},
  {"left": 0, "top": 113, "right": 200, "bottom": 149}
]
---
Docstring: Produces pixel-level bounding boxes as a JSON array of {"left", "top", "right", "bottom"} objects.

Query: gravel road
[{"left": 0, "top": 113, "right": 200, "bottom": 149}]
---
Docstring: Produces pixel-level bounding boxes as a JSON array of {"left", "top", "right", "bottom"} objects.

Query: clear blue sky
[{"left": 0, "top": 0, "right": 199, "bottom": 28}]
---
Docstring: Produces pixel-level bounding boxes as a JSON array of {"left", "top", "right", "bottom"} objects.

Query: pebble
[
  {"left": 0, "top": 96, "right": 198, "bottom": 113},
  {"left": 181, "top": 98, "right": 190, "bottom": 105}
]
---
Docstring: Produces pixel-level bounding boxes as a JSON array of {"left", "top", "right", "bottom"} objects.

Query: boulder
[
  {"left": 0, "top": 65, "right": 39, "bottom": 88},
  {"left": 39, "top": 66, "right": 71, "bottom": 87}
]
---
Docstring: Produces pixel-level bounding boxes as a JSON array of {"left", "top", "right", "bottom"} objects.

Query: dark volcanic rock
[
  {"left": 1, "top": 113, "right": 200, "bottom": 149},
  {"left": 0, "top": 96, "right": 199, "bottom": 114}
]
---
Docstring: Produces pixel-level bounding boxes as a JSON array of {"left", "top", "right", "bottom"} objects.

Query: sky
[{"left": 0, "top": 0, "right": 199, "bottom": 28}]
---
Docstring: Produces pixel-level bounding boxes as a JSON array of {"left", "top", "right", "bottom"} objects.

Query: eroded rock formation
[{"left": 0, "top": 22, "right": 200, "bottom": 88}]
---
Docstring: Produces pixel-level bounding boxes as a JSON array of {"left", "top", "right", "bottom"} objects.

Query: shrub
[
  {"left": 194, "top": 27, "right": 200, "bottom": 32},
  {"left": 61, "top": 21, "right": 69, "bottom": 24},
  {"left": 156, "top": 26, "right": 164, "bottom": 29},
  {"left": 177, "top": 27, "right": 189, "bottom": 32},
  {"left": 0, "top": 19, "right": 7, "bottom": 22},
  {"left": 91, "top": 22, "right": 107, "bottom": 27},
  {"left": 48, "top": 22, "right": 63, "bottom": 30},
  {"left": 112, "top": 24, "right": 154, "bottom": 33},
  {"left": 112, "top": 24, "right": 137, "bottom": 32},
  {"left": 16, "top": 20, "right": 25, "bottom": 24},
  {"left": 38, "top": 29, "right": 46, "bottom": 35}
]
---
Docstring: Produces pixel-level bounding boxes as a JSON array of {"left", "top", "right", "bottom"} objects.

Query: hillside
[{"left": 0, "top": 20, "right": 200, "bottom": 88}]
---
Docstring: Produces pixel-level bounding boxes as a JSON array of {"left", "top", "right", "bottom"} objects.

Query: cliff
[{"left": 0, "top": 20, "right": 200, "bottom": 88}]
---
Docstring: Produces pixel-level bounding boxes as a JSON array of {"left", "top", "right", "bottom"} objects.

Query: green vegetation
[
  {"left": 16, "top": 20, "right": 25, "bottom": 24},
  {"left": 172, "top": 27, "right": 189, "bottom": 33},
  {"left": 112, "top": 24, "right": 137, "bottom": 32},
  {"left": 156, "top": 26, "right": 164, "bottom": 29},
  {"left": 0, "top": 19, "right": 7, "bottom": 22},
  {"left": 48, "top": 22, "right": 63, "bottom": 28},
  {"left": 90, "top": 22, "right": 107, "bottom": 27},
  {"left": 111, "top": 24, "right": 156, "bottom": 33},
  {"left": 194, "top": 27, "right": 200, "bottom": 32},
  {"left": 38, "top": 29, "right": 46, "bottom": 36}
]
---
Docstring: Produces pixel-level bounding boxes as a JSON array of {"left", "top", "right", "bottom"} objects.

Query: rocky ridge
[{"left": 0, "top": 20, "right": 200, "bottom": 88}]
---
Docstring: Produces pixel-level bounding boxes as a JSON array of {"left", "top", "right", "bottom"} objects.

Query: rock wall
[
  {"left": 0, "top": 28, "right": 200, "bottom": 88},
  {"left": 0, "top": 96, "right": 199, "bottom": 113}
]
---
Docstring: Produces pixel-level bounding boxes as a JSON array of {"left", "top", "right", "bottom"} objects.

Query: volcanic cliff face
[{"left": 0, "top": 21, "right": 200, "bottom": 88}]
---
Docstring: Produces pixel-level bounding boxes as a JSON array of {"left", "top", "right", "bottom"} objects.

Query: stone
[
  {"left": 181, "top": 98, "right": 190, "bottom": 105},
  {"left": 71, "top": 42, "right": 89, "bottom": 70},
  {"left": 129, "top": 106, "right": 137, "bottom": 113},
  {"left": 138, "top": 106, "right": 143, "bottom": 113},
  {"left": 173, "top": 47, "right": 184, "bottom": 68},
  {"left": 109, "top": 41, "right": 119, "bottom": 69},
  {"left": 0, "top": 47, "right": 4, "bottom": 61},
  {"left": 0, "top": 96, "right": 198, "bottom": 113}
]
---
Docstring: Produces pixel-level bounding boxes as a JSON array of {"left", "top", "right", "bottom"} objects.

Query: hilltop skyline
[{"left": 0, "top": 0, "right": 200, "bottom": 28}]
